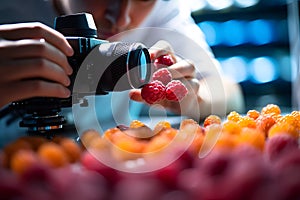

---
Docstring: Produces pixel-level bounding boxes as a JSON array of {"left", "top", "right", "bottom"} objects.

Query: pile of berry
[
  {"left": 141, "top": 54, "right": 188, "bottom": 104},
  {"left": 0, "top": 104, "right": 299, "bottom": 200}
]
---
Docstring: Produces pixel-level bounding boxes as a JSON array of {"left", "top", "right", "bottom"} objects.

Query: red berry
[
  {"left": 141, "top": 80, "right": 166, "bottom": 104},
  {"left": 265, "top": 134, "right": 298, "bottom": 162},
  {"left": 152, "top": 68, "right": 172, "bottom": 85},
  {"left": 165, "top": 80, "right": 188, "bottom": 101},
  {"left": 154, "top": 54, "right": 174, "bottom": 70}
]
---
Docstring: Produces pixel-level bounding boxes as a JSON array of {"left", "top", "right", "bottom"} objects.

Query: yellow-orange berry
[
  {"left": 111, "top": 137, "right": 146, "bottom": 160},
  {"left": 222, "top": 121, "right": 241, "bottom": 135},
  {"left": 3, "top": 139, "right": 32, "bottom": 168},
  {"left": 143, "top": 134, "right": 171, "bottom": 154},
  {"left": 88, "top": 137, "right": 110, "bottom": 151},
  {"left": 81, "top": 129, "right": 102, "bottom": 147},
  {"left": 59, "top": 138, "right": 82, "bottom": 163},
  {"left": 256, "top": 115, "right": 276, "bottom": 136},
  {"left": 237, "top": 116, "right": 256, "bottom": 129},
  {"left": 154, "top": 121, "right": 171, "bottom": 135},
  {"left": 291, "top": 110, "right": 300, "bottom": 118},
  {"left": 180, "top": 119, "right": 198, "bottom": 128},
  {"left": 214, "top": 132, "right": 237, "bottom": 150},
  {"left": 18, "top": 136, "right": 48, "bottom": 151},
  {"left": 227, "top": 111, "right": 242, "bottom": 122},
  {"left": 268, "top": 122, "right": 298, "bottom": 139},
  {"left": 291, "top": 111, "right": 300, "bottom": 128},
  {"left": 159, "top": 128, "right": 178, "bottom": 140},
  {"left": 261, "top": 104, "right": 281, "bottom": 116},
  {"left": 188, "top": 131, "right": 205, "bottom": 156},
  {"left": 236, "top": 128, "right": 265, "bottom": 151},
  {"left": 10, "top": 149, "right": 39, "bottom": 175},
  {"left": 37, "top": 142, "right": 68, "bottom": 168},
  {"left": 277, "top": 114, "right": 299, "bottom": 129},
  {"left": 113, "top": 137, "right": 145, "bottom": 153},
  {"left": 130, "top": 120, "right": 145, "bottom": 128},
  {"left": 247, "top": 110, "right": 260, "bottom": 120},
  {"left": 103, "top": 128, "right": 126, "bottom": 143},
  {"left": 203, "top": 115, "right": 222, "bottom": 128}
]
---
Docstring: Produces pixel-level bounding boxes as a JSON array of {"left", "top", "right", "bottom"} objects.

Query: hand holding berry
[{"left": 129, "top": 40, "right": 201, "bottom": 119}]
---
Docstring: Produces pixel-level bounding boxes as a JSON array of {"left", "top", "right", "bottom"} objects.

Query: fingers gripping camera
[{"left": 11, "top": 13, "right": 152, "bottom": 132}]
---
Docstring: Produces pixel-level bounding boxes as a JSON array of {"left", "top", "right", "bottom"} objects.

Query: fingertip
[
  {"left": 66, "top": 46, "right": 74, "bottom": 56},
  {"left": 62, "top": 87, "right": 71, "bottom": 98},
  {"left": 129, "top": 89, "right": 143, "bottom": 102}
]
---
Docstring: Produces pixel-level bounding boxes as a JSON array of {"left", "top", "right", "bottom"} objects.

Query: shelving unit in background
[{"left": 191, "top": 0, "right": 296, "bottom": 113}]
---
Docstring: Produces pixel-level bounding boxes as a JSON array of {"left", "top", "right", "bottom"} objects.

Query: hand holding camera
[
  {"left": 0, "top": 22, "right": 74, "bottom": 108},
  {"left": 0, "top": 13, "right": 152, "bottom": 132}
]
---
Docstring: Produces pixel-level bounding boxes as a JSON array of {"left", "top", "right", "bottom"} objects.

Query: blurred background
[{"left": 189, "top": 0, "right": 300, "bottom": 113}]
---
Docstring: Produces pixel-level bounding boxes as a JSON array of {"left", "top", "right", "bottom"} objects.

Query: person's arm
[
  {"left": 129, "top": 38, "right": 245, "bottom": 121},
  {"left": 0, "top": 22, "right": 74, "bottom": 108}
]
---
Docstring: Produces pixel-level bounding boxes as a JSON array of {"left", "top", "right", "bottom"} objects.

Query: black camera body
[{"left": 10, "top": 13, "right": 152, "bottom": 132}]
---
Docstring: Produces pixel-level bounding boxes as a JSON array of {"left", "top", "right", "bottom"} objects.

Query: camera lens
[
  {"left": 138, "top": 50, "right": 148, "bottom": 81},
  {"left": 96, "top": 42, "right": 152, "bottom": 92},
  {"left": 127, "top": 43, "right": 152, "bottom": 89}
]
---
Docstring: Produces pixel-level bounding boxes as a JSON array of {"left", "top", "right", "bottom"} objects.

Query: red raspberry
[
  {"left": 165, "top": 80, "right": 188, "bottom": 101},
  {"left": 154, "top": 54, "right": 174, "bottom": 70},
  {"left": 152, "top": 68, "right": 172, "bottom": 85},
  {"left": 265, "top": 134, "right": 299, "bottom": 162},
  {"left": 141, "top": 80, "right": 166, "bottom": 104}
]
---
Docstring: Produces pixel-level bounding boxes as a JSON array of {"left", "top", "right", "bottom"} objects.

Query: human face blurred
[{"left": 60, "top": 0, "right": 157, "bottom": 39}]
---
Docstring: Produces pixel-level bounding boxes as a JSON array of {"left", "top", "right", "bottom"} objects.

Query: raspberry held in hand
[
  {"left": 141, "top": 80, "right": 166, "bottom": 104},
  {"left": 154, "top": 54, "right": 174, "bottom": 70},
  {"left": 152, "top": 68, "right": 172, "bottom": 85},
  {"left": 165, "top": 80, "right": 188, "bottom": 101}
]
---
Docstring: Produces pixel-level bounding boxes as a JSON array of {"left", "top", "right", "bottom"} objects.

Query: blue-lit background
[{"left": 191, "top": 0, "right": 297, "bottom": 113}]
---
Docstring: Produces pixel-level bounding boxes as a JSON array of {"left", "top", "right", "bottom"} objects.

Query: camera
[{"left": 10, "top": 13, "right": 152, "bottom": 133}]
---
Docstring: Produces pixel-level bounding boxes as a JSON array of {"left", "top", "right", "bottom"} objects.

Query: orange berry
[
  {"left": 188, "top": 131, "right": 205, "bottom": 156},
  {"left": 237, "top": 116, "right": 256, "bottom": 129},
  {"left": 18, "top": 136, "right": 48, "bottom": 151},
  {"left": 203, "top": 115, "right": 222, "bottom": 128},
  {"left": 291, "top": 111, "right": 300, "bottom": 128},
  {"left": 59, "top": 138, "right": 82, "bottom": 163},
  {"left": 261, "top": 104, "right": 281, "bottom": 116},
  {"left": 37, "top": 142, "right": 68, "bottom": 168},
  {"left": 81, "top": 129, "right": 102, "bottom": 147},
  {"left": 277, "top": 114, "right": 299, "bottom": 129},
  {"left": 88, "top": 137, "right": 110, "bottom": 151},
  {"left": 222, "top": 121, "right": 241, "bottom": 135},
  {"left": 236, "top": 128, "right": 265, "bottom": 151},
  {"left": 227, "top": 111, "right": 242, "bottom": 122},
  {"left": 113, "top": 137, "right": 144, "bottom": 154},
  {"left": 247, "top": 110, "right": 260, "bottom": 120},
  {"left": 143, "top": 134, "right": 171, "bottom": 154},
  {"left": 130, "top": 120, "right": 145, "bottom": 128},
  {"left": 214, "top": 132, "right": 237, "bottom": 150},
  {"left": 10, "top": 149, "right": 39, "bottom": 175},
  {"left": 159, "top": 128, "right": 178, "bottom": 140},
  {"left": 103, "top": 128, "right": 126, "bottom": 143},
  {"left": 256, "top": 115, "right": 276, "bottom": 136},
  {"left": 111, "top": 137, "right": 145, "bottom": 161},
  {"left": 268, "top": 122, "right": 299, "bottom": 139},
  {"left": 291, "top": 110, "right": 300, "bottom": 118},
  {"left": 180, "top": 119, "right": 199, "bottom": 129},
  {"left": 3, "top": 139, "right": 32, "bottom": 168},
  {"left": 154, "top": 121, "right": 171, "bottom": 135}
]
